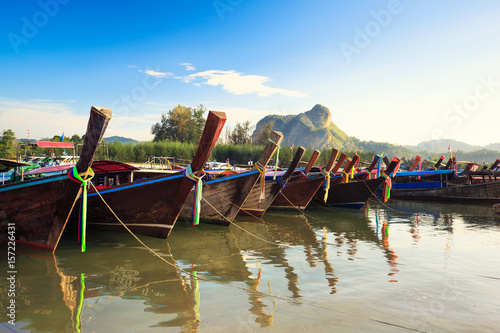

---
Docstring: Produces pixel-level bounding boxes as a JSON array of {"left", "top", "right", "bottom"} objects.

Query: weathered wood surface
[
  {"left": 409, "top": 156, "right": 421, "bottom": 172},
  {"left": 331, "top": 153, "right": 347, "bottom": 175},
  {"left": 312, "top": 177, "right": 385, "bottom": 209},
  {"left": 239, "top": 146, "right": 305, "bottom": 217},
  {"left": 383, "top": 157, "right": 401, "bottom": 176},
  {"left": 433, "top": 155, "right": 445, "bottom": 170},
  {"left": 271, "top": 148, "right": 339, "bottom": 209},
  {"left": 304, "top": 150, "right": 321, "bottom": 174},
  {"left": 219, "top": 131, "right": 284, "bottom": 220},
  {"left": 179, "top": 130, "right": 284, "bottom": 224},
  {"left": 82, "top": 111, "right": 226, "bottom": 239},
  {"left": 0, "top": 106, "right": 112, "bottom": 250}
]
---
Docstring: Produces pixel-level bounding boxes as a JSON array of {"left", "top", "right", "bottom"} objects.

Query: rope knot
[
  {"left": 381, "top": 173, "right": 392, "bottom": 203},
  {"left": 321, "top": 168, "right": 330, "bottom": 203},
  {"left": 268, "top": 138, "right": 281, "bottom": 180},
  {"left": 185, "top": 164, "right": 204, "bottom": 225},
  {"left": 255, "top": 162, "right": 266, "bottom": 201},
  {"left": 68, "top": 166, "right": 94, "bottom": 253}
]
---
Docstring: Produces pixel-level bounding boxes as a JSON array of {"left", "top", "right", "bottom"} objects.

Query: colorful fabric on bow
[
  {"left": 185, "top": 164, "right": 204, "bottom": 226},
  {"left": 343, "top": 170, "right": 350, "bottom": 183},
  {"left": 68, "top": 166, "right": 94, "bottom": 253},
  {"left": 381, "top": 173, "right": 392, "bottom": 203},
  {"left": 321, "top": 168, "right": 330, "bottom": 202},
  {"left": 255, "top": 162, "right": 266, "bottom": 201},
  {"left": 268, "top": 138, "right": 280, "bottom": 180}
]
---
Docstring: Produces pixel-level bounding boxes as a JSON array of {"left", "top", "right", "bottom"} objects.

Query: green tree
[
  {"left": 230, "top": 121, "right": 253, "bottom": 145},
  {"left": 255, "top": 120, "right": 275, "bottom": 145},
  {"left": 151, "top": 104, "right": 206, "bottom": 143},
  {"left": 0, "top": 129, "right": 17, "bottom": 159},
  {"left": 71, "top": 134, "right": 81, "bottom": 145}
]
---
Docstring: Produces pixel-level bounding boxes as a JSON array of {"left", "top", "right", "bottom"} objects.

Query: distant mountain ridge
[
  {"left": 104, "top": 136, "right": 138, "bottom": 144},
  {"left": 252, "top": 104, "right": 500, "bottom": 163},
  {"left": 405, "top": 139, "right": 500, "bottom": 153}
]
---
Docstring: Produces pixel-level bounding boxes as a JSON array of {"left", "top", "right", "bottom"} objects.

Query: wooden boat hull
[
  {"left": 312, "top": 177, "right": 385, "bottom": 209},
  {"left": 181, "top": 170, "right": 261, "bottom": 225},
  {"left": 0, "top": 175, "right": 73, "bottom": 250},
  {"left": 81, "top": 172, "right": 185, "bottom": 237},
  {"left": 391, "top": 179, "right": 500, "bottom": 204},
  {"left": 238, "top": 180, "right": 281, "bottom": 217},
  {"left": 83, "top": 110, "right": 226, "bottom": 239},
  {"left": 0, "top": 106, "right": 112, "bottom": 250},
  {"left": 270, "top": 175, "right": 325, "bottom": 210}
]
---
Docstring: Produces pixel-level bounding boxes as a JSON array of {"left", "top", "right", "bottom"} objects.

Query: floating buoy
[{"left": 493, "top": 203, "right": 500, "bottom": 214}]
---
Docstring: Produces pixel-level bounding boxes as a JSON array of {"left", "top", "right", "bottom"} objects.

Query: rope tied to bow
[
  {"left": 268, "top": 138, "right": 280, "bottom": 180},
  {"left": 185, "top": 164, "right": 204, "bottom": 225},
  {"left": 255, "top": 162, "right": 266, "bottom": 201},
  {"left": 68, "top": 166, "right": 94, "bottom": 252},
  {"left": 343, "top": 170, "right": 350, "bottom": 183},
  {"left": 321, "top": 168, "right": 330, "bottom": 202},
  {"left": 380, "top": 173, "right": 392, "bottom": 203}
]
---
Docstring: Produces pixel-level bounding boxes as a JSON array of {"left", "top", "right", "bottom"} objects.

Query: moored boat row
[{"left": 4, "top": 107, "right": 500, "bottom": 253}]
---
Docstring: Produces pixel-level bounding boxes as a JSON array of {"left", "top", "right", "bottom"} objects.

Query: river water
[{"left": 1, "top": 199, "right": 500, "bottom": 332}]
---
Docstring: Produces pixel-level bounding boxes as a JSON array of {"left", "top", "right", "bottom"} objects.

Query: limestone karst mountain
[{"left": 252, "top": 104, "right": 358, "bottom": 151}]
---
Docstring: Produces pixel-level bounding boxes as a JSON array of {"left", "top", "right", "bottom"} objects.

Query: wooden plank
[
  {"left": 409, "top": 155, "right": 421, "bottom": 171},
  {"left": 304, "top": 150, "right": 321, "bottom": 174},
  {"left": 367, "top": 155, "right": 380, "bottom": 172},
  {"left": 223, "top": 131, "right": 284, "bottom": 220},
  {"left": 331, "top": 153, "right": 347, "bottom": 174},
  {"left": 490, "top": 159, "right": 500, "bottom": 170},
  {"left": 49, "top": 106, "right": 112, "bottom": 249},
  {"left": 240, "top": 146, "right": 305, "bottom": 216},
  {"left": 343, "top": 154, "right": 360, "bottom": 175},
  {"left": 433, "top": 155, "right": 445, "bottom": 169},
  {"left": 383, "top": 156, "right": 390, "bottom": 168},
  {"left": 282, "top": 146, "right": 306, "bottom": 180},
  {"left": 324, "top": 148, "right": 339, "bottom": 173},
  {"left": 162, "top": 111, "right": 226, "bottom": 238},
  {"left": 443, "top": 157, "right": 454, "bottom": 170}
]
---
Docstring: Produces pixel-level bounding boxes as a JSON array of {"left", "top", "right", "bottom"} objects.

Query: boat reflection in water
[{"left": 5, "top": 198, "right": 496, "bottom": 332}]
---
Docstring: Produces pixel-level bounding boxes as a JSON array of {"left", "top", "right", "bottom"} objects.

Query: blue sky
[{"left": 1, "top": 0, "right": 499, "bottom": 147}]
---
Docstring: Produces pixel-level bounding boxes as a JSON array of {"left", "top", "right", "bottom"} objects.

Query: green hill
[{"left": 252, "top": 104, "right": 500, "bottom": 163}]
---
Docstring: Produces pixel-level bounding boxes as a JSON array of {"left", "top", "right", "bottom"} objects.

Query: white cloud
[
  {"left": 179, "top": 62, "right": 196, "bottom": 71},
  {"left": 183, "top": 70, "right": 308, "bottom": 97},
  {"left": 138, "top": 69, "right": 174, "bottom": 78}
]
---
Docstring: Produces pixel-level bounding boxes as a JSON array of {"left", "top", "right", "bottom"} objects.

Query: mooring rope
[
  {"left": 204, "top": 182, "right": 341, "bottom": 247},
  {"left": 201, "top": 196, "right": 289, "bottom": 248},
  {"left": 88, "top": 181, "right": 293, "bottom": 302},
  {"left": 83, "top": 181, "right": 425, "bottom": 332}
]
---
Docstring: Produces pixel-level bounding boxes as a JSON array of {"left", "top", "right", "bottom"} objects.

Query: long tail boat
[
  {"left": 391, "top": 159, "right": 500, "bottom": 203},
  {"left": 311, "top": 154, "right": 389, "bottom": 209},
  {"left": 80, "top": 111, "right": 226, "bottom": 238},
  {"left": 238, "top": 146, "right": 306, "bottom": 217},
  {"left": 270, "top": 148, "right": 339, "bottom": 210},
  {"left": 180, "top": 131, "right": 284, "bottom": 225},
  {"left": 0, "top": 106, "right": 112, "bottom": 251}
]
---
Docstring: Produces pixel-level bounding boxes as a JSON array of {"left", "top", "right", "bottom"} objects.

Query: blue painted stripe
[
  {"left": 205, "top": 170, "right": 259, "bottom": 185},
  {"left": 88, "top": 173, "right": 185, "bottom": 197},
  {"left": 393, "top": 181, "right": 445, "bottom": 189},
  {"left": 0, "top": 175, "right": 67, "bottom": 193}
]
